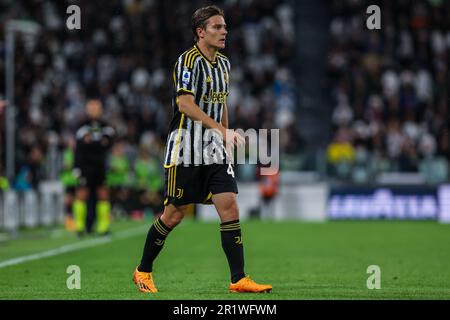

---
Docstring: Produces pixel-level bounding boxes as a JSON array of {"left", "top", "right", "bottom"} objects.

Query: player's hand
[
  {"left": 224, "top": 129, "right": 245, "bottom": 148},
  {"left": 101, "top": 137, "right": 109, "bottom": 146},
  {"left": 83, "top": 134, "right": 92, "bottom": 143}
]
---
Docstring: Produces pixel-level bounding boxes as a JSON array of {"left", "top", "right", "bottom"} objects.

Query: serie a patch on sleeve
[{"left": 182, "top": 68, "right": 191, "bottom": 85}]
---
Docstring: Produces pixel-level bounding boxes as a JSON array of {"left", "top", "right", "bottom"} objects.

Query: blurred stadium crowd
[
  {"left": 0, "top": 0, "right": 296, "bottom": 214},
  {"left": 0, "top": 0, "right": 449, "bottom": 201},
  {"left": 327, "top": 0, "right": 449, "bottom": 183}
]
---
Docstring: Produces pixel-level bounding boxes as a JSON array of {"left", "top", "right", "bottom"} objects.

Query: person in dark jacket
[{"left": 73, "top": 99, "right": 115, "bottom": 237}]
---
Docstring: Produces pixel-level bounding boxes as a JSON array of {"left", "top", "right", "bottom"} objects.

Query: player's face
[
  {"left": 86, "top": 100, "right": 102, "bottom": 119},
  {"left": 201, "top": 15, "right": 227, "bottom": 49}
]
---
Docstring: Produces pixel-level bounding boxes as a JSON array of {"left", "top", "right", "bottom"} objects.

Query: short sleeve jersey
[{"left": 164, "top": 44, "right": 231, "bottom": 167}]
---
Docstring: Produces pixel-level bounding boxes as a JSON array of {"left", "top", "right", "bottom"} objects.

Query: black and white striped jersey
[{"left": 164, "top": 44, "right": 230, "bottom": 167}]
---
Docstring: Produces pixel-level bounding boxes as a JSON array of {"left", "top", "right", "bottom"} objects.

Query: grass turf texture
[{"left": 0, "top": 219, "right": 449, "bottom": 299}]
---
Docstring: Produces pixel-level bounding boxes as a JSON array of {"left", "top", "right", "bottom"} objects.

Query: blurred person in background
[
  {"left": 326, "top": 127, "right": 356, "bottom": 179},
  {"left": 0, "top": 174, "right": 8, "bottom": 191},
  {"left": 257, "top": 166, "right": 279, "bottom": 219},
  {"left": 73, "top": 99, "right": 115, "bottom": 237},
  {"left": 14, "top": 145, "right": 45, "bottom": 191},
  {"left": 59, "top": 136, "right": 78, "bottom": 232},
  {"left": 133, "top": 145, "right": 164, "bottom": 219},
  {"left": 134, "top": 147, "right": 164, "bottom": 216},
  {"left": 106, "top": 140, "right": 132, "bottom": 219}
]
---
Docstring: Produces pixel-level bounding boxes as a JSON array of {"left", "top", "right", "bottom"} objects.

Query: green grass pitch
[{"left": 0, "top": 218, "right": 450, "bottom": 299}]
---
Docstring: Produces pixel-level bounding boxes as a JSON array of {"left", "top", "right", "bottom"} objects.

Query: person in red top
[{"left": 257, "top": 166, "right": 280, "bottom": 219}]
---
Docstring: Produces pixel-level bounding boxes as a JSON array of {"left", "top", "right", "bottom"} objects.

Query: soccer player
[
  {"left": 133, "top": 5, "right": 272, "bottom": 293},
  {"left": 73, "top": 99, "right": 115, "bottom": 237}
]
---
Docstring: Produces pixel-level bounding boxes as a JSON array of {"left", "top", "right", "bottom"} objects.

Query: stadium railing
[{"left": 0, "top": 181, "right": 64, "bottom": 233}]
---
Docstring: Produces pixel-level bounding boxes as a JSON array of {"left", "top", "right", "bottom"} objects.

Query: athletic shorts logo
[{"left": 182, "top": 69, "right": 191, "bottom": 85}]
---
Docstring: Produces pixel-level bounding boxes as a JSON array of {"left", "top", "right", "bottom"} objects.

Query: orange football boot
[
  {"left": 132, "top": 268, "right": 158, "bottom": 293},
  {"left": 229, "top": 276, "right": 272, "bottom": 293}
]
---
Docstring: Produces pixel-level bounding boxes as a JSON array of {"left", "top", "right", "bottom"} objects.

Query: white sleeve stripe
[
  {"left": 76, "top": 125, "right": 90, "bottom": 139},
  {"left": 102, "top": 127, "right": 115, "bottom": 136}
]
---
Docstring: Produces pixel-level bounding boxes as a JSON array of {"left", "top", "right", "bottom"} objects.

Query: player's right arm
[{"left": 175, "top": 50, "right": 244, "bottom": 147}]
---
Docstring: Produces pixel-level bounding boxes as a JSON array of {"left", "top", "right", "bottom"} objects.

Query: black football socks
[
  {"left": 138, "top": 218, "right": 172, "bottom": 272},
  {"left": 220, "top": 219, "right": 246, "bottom": 283}
]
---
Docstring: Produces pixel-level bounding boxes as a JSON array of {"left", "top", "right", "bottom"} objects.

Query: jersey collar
[{"left": 194, "top": 44, "right": 218, "bottom": 68}]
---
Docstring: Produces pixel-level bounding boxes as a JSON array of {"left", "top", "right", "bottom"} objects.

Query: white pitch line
[{"left": 0, "top": 225, "right": 149, "bottom": 269}]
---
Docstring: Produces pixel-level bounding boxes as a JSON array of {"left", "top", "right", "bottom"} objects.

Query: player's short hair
[{"left": 191, "top": 5, "right": 224, "bottom": 42}]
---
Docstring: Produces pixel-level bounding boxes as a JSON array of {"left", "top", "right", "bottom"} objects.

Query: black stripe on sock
[
  {"left": 220, "top": 220, "right": 240, "bottom": 231},
  {"left": 220, "top": 219, "right": 240, "bottom": 226}
]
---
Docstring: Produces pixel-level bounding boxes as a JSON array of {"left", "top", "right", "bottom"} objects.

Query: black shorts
[
  {"left": 163, "top": 164, "right": 238, "bottom": 206},
  {"left": 79, "top": 168, "right": 106, "bottom": 188}
]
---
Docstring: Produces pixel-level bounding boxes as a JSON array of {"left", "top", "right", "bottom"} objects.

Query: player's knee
[
  {"left": 160, "top": 212, "right": 184, "bottom": 229},
  {"left": 97, "top": 187, "right": 109, "bottom": 200},
  {"left": 222, "top": 200, "right": 239, "bottom": 220},
  {"left": 75, "top": 188, "right": 89, "bottom": 200}
]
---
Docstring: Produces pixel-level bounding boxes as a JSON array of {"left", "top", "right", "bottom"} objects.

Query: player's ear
[{"left": 196, "top": 26, "right": 205, "bottom": 39}]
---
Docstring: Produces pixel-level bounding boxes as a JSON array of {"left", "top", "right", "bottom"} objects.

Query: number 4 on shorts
[{"left": 227, "top": 163, "right": 235, "bottom": 178}]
